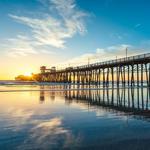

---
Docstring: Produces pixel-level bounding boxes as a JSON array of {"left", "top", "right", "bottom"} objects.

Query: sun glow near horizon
[
  {"left": 24, "top": 72, "right": 32, "bottom": 77},
  {"left": 0, "top": 66, "right": 38, "bottom": 80}
]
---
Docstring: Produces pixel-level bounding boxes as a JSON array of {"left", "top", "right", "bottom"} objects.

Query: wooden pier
[{"left": 39, "top": 53, "right": 150, "bottom": 86}]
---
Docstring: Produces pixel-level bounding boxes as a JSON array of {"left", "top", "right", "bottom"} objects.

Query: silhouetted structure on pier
[{"left": 39, "top": 53, "right": 150, "bottom": 86}]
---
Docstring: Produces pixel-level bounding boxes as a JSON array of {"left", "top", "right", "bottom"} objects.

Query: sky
[{"left": 0, "top": 0, "right": 150, "bottom": 79}]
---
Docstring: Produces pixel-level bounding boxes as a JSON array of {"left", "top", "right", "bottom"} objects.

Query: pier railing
[{"left": 73, "top": 53, "right": 150, "bottom": 70}]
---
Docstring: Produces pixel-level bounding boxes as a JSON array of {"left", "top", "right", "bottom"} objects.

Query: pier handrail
[{"left": 72, "top": 52, "right": 150, "bottom": 70}]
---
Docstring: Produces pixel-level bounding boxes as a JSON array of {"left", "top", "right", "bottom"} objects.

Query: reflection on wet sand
[
  {"left": 39, "top": 86, "right": 45, "bottom": 103},
  {"left": 1, "top": 85, "right": 150, "bottom": 150},
  {"left": 40, "top": 85, "right": 150, "bottom": 119}
]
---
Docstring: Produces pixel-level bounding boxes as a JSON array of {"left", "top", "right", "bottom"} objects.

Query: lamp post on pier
[
  {"left": 126, "top": 47, "right": 128, "bottom": 59},
  {"left": 88, "top": 58, "right": 90, "bottom": 66}
]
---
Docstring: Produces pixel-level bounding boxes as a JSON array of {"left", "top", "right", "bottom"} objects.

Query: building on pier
[{"left": 40, "top": 66, "right": 56, "bottom": 73}]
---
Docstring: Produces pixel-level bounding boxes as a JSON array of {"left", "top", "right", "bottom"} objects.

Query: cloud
[
  {"left": 135, "top": 23, "right": 141, "bottom": 28},
  {"left": 4, "top": 35, "right": 38, "bottom": 57},
  {"left": 110, "top": 33, "right": 124, "bottom": 40},
  {"left": 7, "top": 0, "right": 88, "bottom": 57}
]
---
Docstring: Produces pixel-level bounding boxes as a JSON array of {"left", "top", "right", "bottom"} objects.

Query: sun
[{"left": 24, "top": 72, "right": 32, "bottom": 76}]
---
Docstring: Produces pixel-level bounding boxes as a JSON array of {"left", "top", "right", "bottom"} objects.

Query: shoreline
[{"left": 0, "top": 85, "right": 149, "bottom": 92}]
